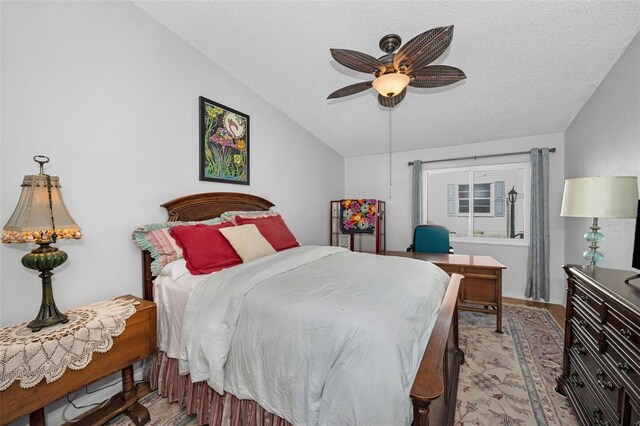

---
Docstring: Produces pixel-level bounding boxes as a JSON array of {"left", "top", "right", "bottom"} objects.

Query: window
[
  {"left": 458, "top": 183, "right": 492, "bottom": 215},
  {"left": 423, "top": 163, "right": 530, "bottom": 242}
]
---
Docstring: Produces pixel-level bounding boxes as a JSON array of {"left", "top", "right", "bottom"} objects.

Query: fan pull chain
[{"left": 388, "top": 109, "right": 393, "bottom": 200}]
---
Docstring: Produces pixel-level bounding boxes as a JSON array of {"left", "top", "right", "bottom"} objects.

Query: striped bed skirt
[{"left": 150, "top": 351, "right": 291, "bottom": 426}]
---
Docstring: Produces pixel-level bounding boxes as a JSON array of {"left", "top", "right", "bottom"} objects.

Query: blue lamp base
[{"left": 583, "top": 217, "right": 604, "bottom": 266}]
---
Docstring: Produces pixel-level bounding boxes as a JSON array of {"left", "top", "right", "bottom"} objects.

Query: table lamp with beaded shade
[{"left": 2, "top": 156, "right": 82, "bottom": 331}]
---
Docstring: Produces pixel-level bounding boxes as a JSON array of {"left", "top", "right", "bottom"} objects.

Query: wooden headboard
[{"left": 141, "top": 192, "right": 275, "bottom": 301}]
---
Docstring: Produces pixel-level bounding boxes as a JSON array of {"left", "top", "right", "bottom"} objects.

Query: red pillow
[
  {"left": 169, "top": 223, "right": 241, "bottom": 275},
  {"left": 234, "top": 215, "right": 299, "bottom": 251}
]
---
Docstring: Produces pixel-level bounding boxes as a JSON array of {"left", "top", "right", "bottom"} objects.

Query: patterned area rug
[
  {"left": 455, "top": 304, "right": 578, "bottom": 425},
  {"left": 108, "top": 304, "right": 578, "bottom": 425}
]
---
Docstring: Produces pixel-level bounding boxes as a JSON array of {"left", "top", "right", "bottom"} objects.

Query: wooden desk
[
  {"left": 380, "top": 251, "right": 506, "bottom": 333},
  {"left": 0, "top": 295, "right": 156, "bottom": 426}
]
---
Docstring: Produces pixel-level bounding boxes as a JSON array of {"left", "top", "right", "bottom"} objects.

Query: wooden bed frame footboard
[
  {"left": 140, "top": 192, "right": 463, "bottom": 425},
  {"left": 411, "top": 273, "right": 464, "bottom": 426}
]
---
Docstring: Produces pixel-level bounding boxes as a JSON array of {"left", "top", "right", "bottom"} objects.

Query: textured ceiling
[{"left": 134, "top": 1, "right": 640, "bottom": 158}]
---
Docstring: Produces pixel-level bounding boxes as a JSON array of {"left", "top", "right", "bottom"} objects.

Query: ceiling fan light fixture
[
  {"left": 372, "top": 73, "right": 410, "bottom": 98},
  {"left": 327, "top": 25, "right": 464, "bottom": 107}
]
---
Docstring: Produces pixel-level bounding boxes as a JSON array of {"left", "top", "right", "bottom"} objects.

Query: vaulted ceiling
[{"left": 134, "top": 1, "right": 640, "bottom": 158}]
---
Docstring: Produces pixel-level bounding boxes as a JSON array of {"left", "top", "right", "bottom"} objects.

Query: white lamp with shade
[{"left": 560, "top": 176, "right": 638, "bottom": 266}]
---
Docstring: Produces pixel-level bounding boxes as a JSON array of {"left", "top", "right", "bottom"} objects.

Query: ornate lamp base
[
  {"left": 21, "top": 243, "right": 69, "bottom": 332},
  {"left": 583, "top": 217, "right": 604, "bottom": 267}
]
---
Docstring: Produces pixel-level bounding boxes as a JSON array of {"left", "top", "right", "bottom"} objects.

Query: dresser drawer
[
  {"left": 605, "top": 305, "right": 640, "bottom": 355},
  {"left": 572, "top": 278, "right": 605, "bottom": 321},
  {"left": 573, "top": 301, "right": 602, "bottom": 348},
  {"left": 567, "top": 360, "right": 588, "bottom": 393},
  {"left": 568, "top": 357, "right": 617, "bottom": 425},
  {"left": 589, "top": 405, "right": 616, "bottom": 426},
  {"left": 571, "top": 328, "right": 623, "bottom": 420},
  {"left": 603, "top": 334, "right": 640, "bottom": 399},
  {"left": 571, "top": 324, "right": 597, "bottom": 357}
]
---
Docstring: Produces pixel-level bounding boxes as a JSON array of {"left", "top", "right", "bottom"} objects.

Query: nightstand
[{"left": 0, "top": 295, "right": 157, "bottom": 426}]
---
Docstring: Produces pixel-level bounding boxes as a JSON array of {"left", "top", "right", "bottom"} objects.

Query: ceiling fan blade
[
  {"left": 393, "top": 26, "right": 454, "bottom": 73},
  {"left": 327, "top": 81, "right": 374, "bottom": 99},
  {"left": 409, "top": 65, "right": 466, "bottom": 88},
  {"left": 378, "top": 88, "right": 406, "bottom": 108},
  {"left": 330, "top": 49, "right": 386, "bottom": 74}
]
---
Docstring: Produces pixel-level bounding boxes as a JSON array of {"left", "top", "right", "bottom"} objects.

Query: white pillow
[
  {"left": 219, "top": 224, "right": 276, "bottom": 262},
  {"left": 159, "top": 258, "right": 190, "bottom": 281}
]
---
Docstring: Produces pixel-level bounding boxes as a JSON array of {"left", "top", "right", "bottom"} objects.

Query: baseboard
[{"left": 502, "top": 292, "right": 564, "bottom": 306}]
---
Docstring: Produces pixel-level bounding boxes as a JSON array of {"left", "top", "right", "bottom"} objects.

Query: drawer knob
[
  {"left": 570, "top": 371, "right": 584, "bottom": 388},
  {"left": 579, "top": 295, "right": 589, "bottom": 303},
  {"left": 573, "top": 339, "right": 587, "bottom": 355},
  {"left": 592, "top": 407, "right": 610, "bottom": 426},
  {"left": 619, "top": 328, "right": 633, "bottom": 339},
  {"left": 617, "top": 362, "right": 630, "bottom": 373},
  {"left": 577, "top": 319, "right": 586, "bottom": 327},
  {"left": 595, "top": 369, "right": 614, "bottom": 390}
]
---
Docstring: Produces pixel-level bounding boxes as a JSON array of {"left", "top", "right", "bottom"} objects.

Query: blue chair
[{"left": 407, "top": 225, "right": 453, "bottom": 254}]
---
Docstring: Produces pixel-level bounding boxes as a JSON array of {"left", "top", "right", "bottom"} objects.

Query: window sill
[{"left": 451, "top": 238, "right": 529, "bottom": 247}]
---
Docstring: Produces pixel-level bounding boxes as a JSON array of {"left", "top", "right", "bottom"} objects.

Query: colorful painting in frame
[{"left": 199, "top": 96, "right": 249, "bottom": 185}]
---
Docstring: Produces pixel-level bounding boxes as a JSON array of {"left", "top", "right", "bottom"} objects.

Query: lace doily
[{"left": 0, "top": 298, "right": 138, "bottom": 390}]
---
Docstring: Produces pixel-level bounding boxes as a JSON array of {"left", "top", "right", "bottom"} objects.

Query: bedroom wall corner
[
  {"left": 344, "top": 133, "right": 566, "bottom": 305},
  {"left": 564, "top": 31, "right": 640, "bottom": 271}
]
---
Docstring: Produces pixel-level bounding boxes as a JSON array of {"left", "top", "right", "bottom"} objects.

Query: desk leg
[{"left": 29, "top": 408, "right": 44, "bottom": 426}]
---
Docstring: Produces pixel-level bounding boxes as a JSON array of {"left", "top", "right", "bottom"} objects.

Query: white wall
[
  {"left": 564, "top": 32, "right": 640, "bottom": 270},
  {"left": 0, "top": 0, "right": 343, "bottom": 325},
  {"left": 345, "top": 133, "right": 566, "bottom": 304},
  {"left": 1, "top": 2, "right": 344, "bottom": 423}
]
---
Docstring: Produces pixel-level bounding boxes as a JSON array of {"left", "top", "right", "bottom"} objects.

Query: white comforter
[{"left": 179, "top": 246, "right": 449, "bottom": 426}]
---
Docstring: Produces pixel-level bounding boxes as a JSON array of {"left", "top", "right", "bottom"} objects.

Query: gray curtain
[
  {"left": 526, "top": 148, "right": 550, "bottom": 301},
  {"left": 411, "top": 160, "right": 423, "bottom": 232}
]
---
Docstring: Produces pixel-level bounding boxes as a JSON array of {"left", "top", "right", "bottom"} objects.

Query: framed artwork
[{"left": 199, "top": 96, "right": 249, "bottom": 185}]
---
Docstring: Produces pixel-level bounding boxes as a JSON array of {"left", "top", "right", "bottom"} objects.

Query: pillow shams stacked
[{"left": 134, "top": 210, "right": 300, "bottom": 276}]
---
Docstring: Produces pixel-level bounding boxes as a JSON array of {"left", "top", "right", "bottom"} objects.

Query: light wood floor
[{"left": 503, "top": 296, "right": 565, "bottom": 326}]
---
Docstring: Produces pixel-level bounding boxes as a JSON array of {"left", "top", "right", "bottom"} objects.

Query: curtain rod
[{"left": 407, "top": 147, "right": 556, "bottom": 166}]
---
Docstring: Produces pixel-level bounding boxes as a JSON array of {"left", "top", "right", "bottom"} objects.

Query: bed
[{"left": 139, "top": 192, "right": 464, "bottom": 426}]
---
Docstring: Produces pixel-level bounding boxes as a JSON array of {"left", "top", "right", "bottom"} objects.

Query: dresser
[{"left": 557, "top": 265, "right": 640, "bottom": 425}]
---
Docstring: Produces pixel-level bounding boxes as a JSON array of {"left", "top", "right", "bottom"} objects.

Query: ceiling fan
[{"left": 327, "top": 26, "right": 466, "bottom": 108}]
